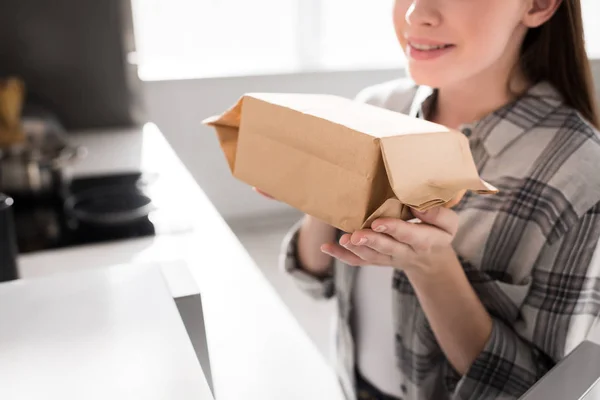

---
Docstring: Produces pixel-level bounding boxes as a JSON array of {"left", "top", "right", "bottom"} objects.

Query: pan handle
[{"left": 51, "top": 145, "right": 87, "bottom": 168}]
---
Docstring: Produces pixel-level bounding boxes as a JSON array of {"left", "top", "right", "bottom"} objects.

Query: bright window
[
  {"left": 130, "top": 0, "right": 299, "bottom": 80},
  {"left": 320, "top": 0, "right": 404, "bottom": 70},
  {"left": 130, "top": 0, "right": 403, "bottom": 81}
]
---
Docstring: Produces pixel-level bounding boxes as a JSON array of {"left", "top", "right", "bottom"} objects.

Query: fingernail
[
  {"left": 374, "top": 225, "right": 387, "bottom": 233},
  {"left": 356, "top": 238, "right": 368, "bottom": 246}
]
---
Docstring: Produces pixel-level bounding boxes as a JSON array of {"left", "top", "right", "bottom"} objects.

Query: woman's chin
[{"left": 406, "top": 67, "right": 448, "bottom": 89}]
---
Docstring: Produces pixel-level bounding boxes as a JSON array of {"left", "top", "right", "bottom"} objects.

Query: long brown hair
[{"left": 519, "top": 0, "right": 599, "bottom": 129}]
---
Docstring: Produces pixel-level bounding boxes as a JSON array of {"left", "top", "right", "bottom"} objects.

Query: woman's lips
[{"left": 406, "top": 41, "right": 456, "bottom": 61}]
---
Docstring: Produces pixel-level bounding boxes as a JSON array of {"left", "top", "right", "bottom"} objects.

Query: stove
[{"left": 12, "top": 172, "right": 189, "bottom": 254}]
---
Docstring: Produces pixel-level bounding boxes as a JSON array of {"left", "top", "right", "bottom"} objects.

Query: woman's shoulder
[
  {"left": 547, "top": 104, "right": 600, "bottom": 207},
  {"left": 515, "top": 96, "right": 600, "bottom": 225},
  {"left": 540, "top": 97, "right": 600, "bottom": 173},
  {"left": 354, "top": 77, "right": 418, "bottom": 113}
]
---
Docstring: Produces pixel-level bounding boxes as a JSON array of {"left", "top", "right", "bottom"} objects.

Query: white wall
[
  {"left": 144, "top": 61, "right": 600, "bottom": 222},
  {"left": 593, "top": 60, "right": 600, "bottom": 112},
  {"left": 143, "top": 69, "right": 404, "bottom": 221}
]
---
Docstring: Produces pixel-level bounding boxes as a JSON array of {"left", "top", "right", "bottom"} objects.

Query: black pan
[{"left": 64, "top": 186, "right": 155, "bottom": 228}]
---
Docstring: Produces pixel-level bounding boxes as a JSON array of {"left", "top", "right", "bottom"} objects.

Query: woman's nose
[{"left": 405, "top": 0, "right": 441, "bottom": 27}]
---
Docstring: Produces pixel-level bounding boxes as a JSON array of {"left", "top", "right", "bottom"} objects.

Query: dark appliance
[{"left": 0, "top": 194, "right": 19, "bottom": 282}]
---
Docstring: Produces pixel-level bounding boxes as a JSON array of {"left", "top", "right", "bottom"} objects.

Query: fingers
[
  {"left": 340, "top": 234, "right": 392, "bottom": 265},
  {"left": 322, "top": 207, "right": 458, "bottom": 267},
  {"left": 349, "top": 230, "right": 414, "bottom": 259},
  {"left": 321, "top": 233, "right": 395, "bottom": 266},
  {"left": 321, "top": 242, "right": 368, "bottom": 266},
  {"left": 412, "top": 207, "right": 459, "bottom": 236},
  {"left": 371, "top": 218, "right": 452, "bottom": 252}
]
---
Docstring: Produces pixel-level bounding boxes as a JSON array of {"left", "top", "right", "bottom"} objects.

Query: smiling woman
[{"left": 276, "top": 1, "right": 600, "bottom": 400}]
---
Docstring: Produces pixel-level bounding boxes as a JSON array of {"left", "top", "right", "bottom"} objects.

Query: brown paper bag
[{"left": 203, "top": 93, "right": 497, "bottom": 233}]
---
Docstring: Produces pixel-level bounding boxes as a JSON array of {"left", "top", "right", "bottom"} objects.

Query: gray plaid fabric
[{"left": 281, "top": 79, "right": 600, "bottom": 400}]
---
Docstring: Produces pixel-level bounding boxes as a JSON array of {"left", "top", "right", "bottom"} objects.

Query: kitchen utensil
[
  {"left": 0, "top": 193, "right": 19, "bottom": 282},
  {"left": 0, "top": 77, "right": 26, "bottom": 148},
  {"left": 0, "top": 112, "right": 87, "bottom": 197},
  {"left": 0, "top": 77, "right": 25, "bottom": 128},
  {"left": 0, "top": 141, "right": 86, "bottom": 197}
]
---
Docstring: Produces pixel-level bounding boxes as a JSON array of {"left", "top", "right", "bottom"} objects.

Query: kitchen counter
[
  {"left": 0, "top": 263, "right": 213, "bottom": 399},
  {"left": 17, "top": 124, "right": 345, "bottom": 400}
]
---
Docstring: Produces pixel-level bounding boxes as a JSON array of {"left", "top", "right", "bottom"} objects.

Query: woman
[{"left": 273, "top": 1, "right": 600, "bottom": 399}]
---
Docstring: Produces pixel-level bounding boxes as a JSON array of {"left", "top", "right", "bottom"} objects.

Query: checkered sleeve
[
  {"left": 454, "top": 202, "right": 600, "bottom": 399},
  {"left": 279, "top": 219, "right": 336, "bottom": 299}
]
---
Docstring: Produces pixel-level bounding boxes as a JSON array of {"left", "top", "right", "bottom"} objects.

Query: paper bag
[{"left": 203, "top": 93, "right": 497, "bottom": 233}]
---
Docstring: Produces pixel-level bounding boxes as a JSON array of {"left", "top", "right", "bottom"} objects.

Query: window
[
  {"left": 319, "top": 0, "right": 404, "bottom": 70},
  {"left": 131, "top": 0, "right": 599, "bottom": 81},
  {"left": 130, "top": 0, "right": 402, "bottom": 81},
  {"left": 130, "top": 0, "right": 299, "bottom": 80}
]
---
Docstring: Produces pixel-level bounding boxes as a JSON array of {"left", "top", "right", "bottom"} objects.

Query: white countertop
[
  {"left": 0, "top": 264, "right": 213, "bottom": 399},
  {"left": 17, "top": 124, "right": 344, "bottom": 400}
]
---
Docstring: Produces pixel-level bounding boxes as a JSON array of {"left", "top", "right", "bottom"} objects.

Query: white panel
[{"left": 583, "top": 0, "right": 600, "bottom": 57}]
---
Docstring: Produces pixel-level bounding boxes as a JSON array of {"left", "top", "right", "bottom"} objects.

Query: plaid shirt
[{"left": 281, "top": 79, "right": 600, "bottom": 400}]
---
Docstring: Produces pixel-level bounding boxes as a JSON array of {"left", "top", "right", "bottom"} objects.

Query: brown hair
[{"left": 519, "top": 0, "right": 599, "bottom": 129}]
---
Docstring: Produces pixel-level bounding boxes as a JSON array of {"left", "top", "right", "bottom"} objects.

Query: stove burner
[{"left": 13, "top": 173, "right": 159, "bottom": 254}]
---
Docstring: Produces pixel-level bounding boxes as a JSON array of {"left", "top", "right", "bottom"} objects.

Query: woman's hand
[
  {"left": 321, "top": 206, "right": 459, "bottom": 275},
  {"left": 322, "top": 205, "right": 494, "bottom": 374}
]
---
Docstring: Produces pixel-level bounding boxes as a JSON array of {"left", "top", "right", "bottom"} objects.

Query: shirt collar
[{"left": 408, "top": 81, "right": 563, "bottom": 157}]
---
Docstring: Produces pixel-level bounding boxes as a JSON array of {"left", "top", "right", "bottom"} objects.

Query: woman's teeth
[{"left": 411, "top": 43, "right": 450, "bottom": 51}]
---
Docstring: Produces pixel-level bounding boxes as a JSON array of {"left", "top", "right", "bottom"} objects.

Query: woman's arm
[
  {"left": 327, "top": 203, "right": 600, "bottom": 398},
  {"left": 328, "top": 208, "right": 493, "bottom": 374},
  {"left": 449, "top": 202, "right": 600, "bottom": 398},
  {"left": 297, "top": 215, "right": 338, "bottom": 277},
  {"left": 279, "top": 215, "right": 339, "bottom": 300},
  {"left": 404, "top": 252, "right": 493, "bottom": 375}
]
